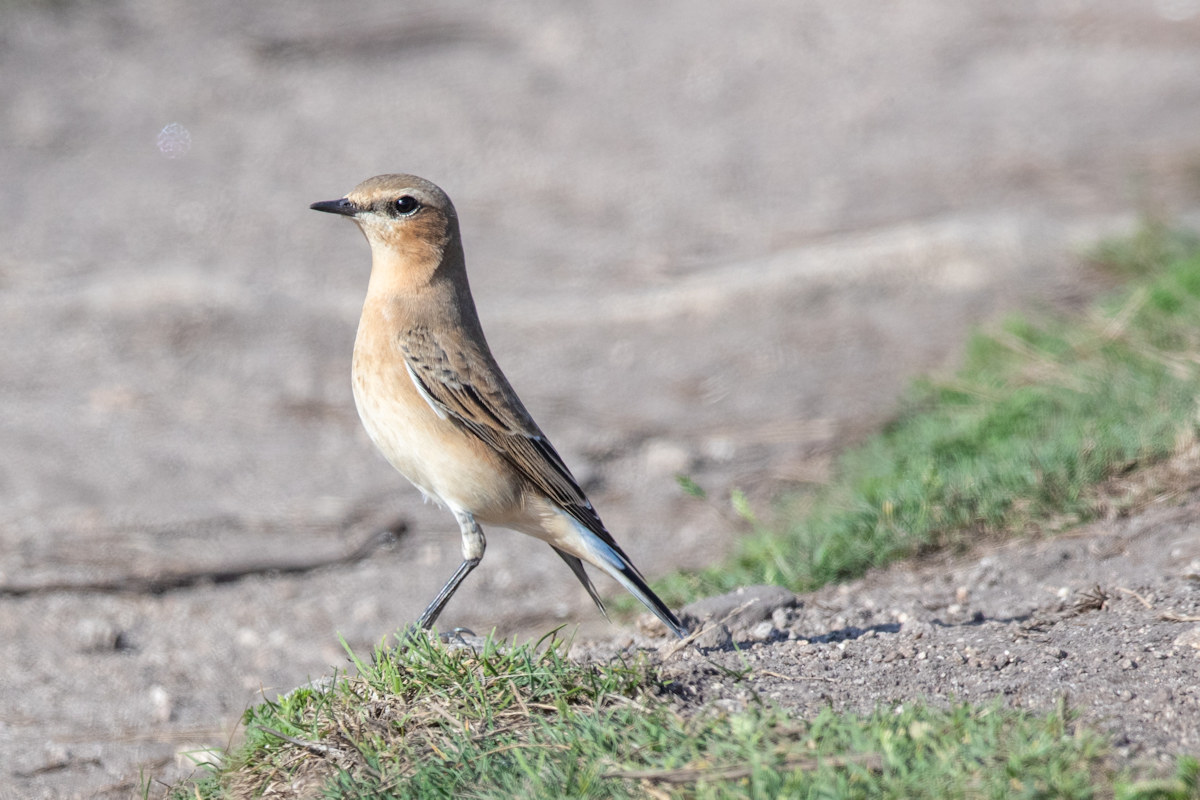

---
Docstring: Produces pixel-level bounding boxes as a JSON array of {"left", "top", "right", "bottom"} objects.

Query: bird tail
[
  {"left": 568, "top": 524, "right": 689, "bottom": 639},
  {"left": 552, "top": 548, "right": 609, "bottom": 619}
]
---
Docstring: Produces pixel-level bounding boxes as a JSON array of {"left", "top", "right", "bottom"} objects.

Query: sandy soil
[
  {"left": 3, "top": 2, "right": 1200, "bottom": 797},
  {"left": 644, "top": 475, "right": 1200, "bottom": 769}
]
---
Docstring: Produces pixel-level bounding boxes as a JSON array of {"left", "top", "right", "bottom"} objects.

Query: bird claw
[
  {"left": 438, "top": 626, "right": 477, "bottom": 644},
  {"left": 378, "top": 625, "right": 478, "bottom": 660}
]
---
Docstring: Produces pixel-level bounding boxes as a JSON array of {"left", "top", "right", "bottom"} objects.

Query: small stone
[
  {"left": 693, "top": 623, "right": 733, "bottom": 651},
  {"left": 636, "top": 613, "right": 671, "bottom": 636},
  {"left": 149, "top": 685, "right": 173, "bottom": 723},
  {"left": 903, "top": 620, "right": 936, "bottom": 639},
  {"left": 701, "top": 436, "right": 736, "bottom": 462},
  {"left": 74, "top": 618, "right": 122, "bottom": 652},
  {"left": 681, "top": 585, "right": 800, "bottom": 631},
  {"left": 642, "top": 439, "right": 692, "bottom": 476},
  {"left": 1173, "top": 626, "right": 1200, "bottom": 650},
  {"left": 714, "top": 698, "right": 745, "bottom": 713},
  {"left": 749, "top": 621, "right": 776, "bottom": 641},
  {"left": 656, "top": 661, "right": 688, "bottom": 684},
  {"left": 38, "top": 742, "right": 71, "bottom": 772},
  {"left": 1120, "top": 658, "right": 1137, "bottom": 671}
]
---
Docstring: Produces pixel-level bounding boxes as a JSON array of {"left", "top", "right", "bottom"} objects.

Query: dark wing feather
[{"left": 399, "top": 327, "right": 627, "bottom": 555}]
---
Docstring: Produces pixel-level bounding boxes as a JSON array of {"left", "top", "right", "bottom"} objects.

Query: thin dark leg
[
  {"left": 414, "top": 509, "right": 486, "bottom": 631},
  {"left": 415, "top": 555, "right": 481, "bottom": 630}
]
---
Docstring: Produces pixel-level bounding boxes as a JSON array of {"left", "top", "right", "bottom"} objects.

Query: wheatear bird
[{"left": 311, "top": 174, "right": 687, "bottom": 638}]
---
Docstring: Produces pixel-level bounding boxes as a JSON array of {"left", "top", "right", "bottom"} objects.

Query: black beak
[{"left": 309, "top": 198, "right": 358, "bottom": 217}]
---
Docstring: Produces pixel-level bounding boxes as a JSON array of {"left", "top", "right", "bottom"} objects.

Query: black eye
[{"left": 393, "top": 195, "right": 420, "bottom": 216}]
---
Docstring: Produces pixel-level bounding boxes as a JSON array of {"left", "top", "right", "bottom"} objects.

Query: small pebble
[
  {"left": 771, "top": 608, "right": 790, "bottom": 629},
  {"left": 1173, "top": 626, "right": 1200, "bottom": 650},
  {"left": 150, "top": 685, "right": 173, "bottom": 723},
  {"left": 642, "top": 439, "right": 692, "bottom": 476},
  {"left": 713, "top": 698, "right": 745, "bottom": 713},
  {"left": 749, "top": 621, "right": 776, "bottom": 641},
  {"left": 74, "top": 618, "right": 122, "bottom": 652},
  {"left": 693, "top": 623, "right": 733, "bottom": 651}
]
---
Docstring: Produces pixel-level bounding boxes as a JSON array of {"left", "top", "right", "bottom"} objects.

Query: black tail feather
[
  {"left": 553, "top": 546, "right": 688, "bottom": 638},
  {"left": 553, "top": 547, "right": 608, "bottom": 619}
]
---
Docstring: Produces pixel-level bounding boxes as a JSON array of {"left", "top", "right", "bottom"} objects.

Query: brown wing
[
  {"left": 400, "top": 326, "right": 698, "bottom": 636},
  {"left": 398, "top": 326, "right": 620, "bottom": 549}
]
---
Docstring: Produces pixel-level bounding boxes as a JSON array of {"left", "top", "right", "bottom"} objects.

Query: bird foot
[
  {"left": 438, "top": 626, "right": 477, "bottom": 644},
  {"left": 376, "top": 624, "right": 481, "bottom": 661}
]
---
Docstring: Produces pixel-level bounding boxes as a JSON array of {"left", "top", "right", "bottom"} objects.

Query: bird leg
[{"left": 414, "top": 509, "right": 486, "bottom": 631}]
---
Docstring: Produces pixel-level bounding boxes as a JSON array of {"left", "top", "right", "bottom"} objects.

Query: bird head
[{"left": 311, "top": 174, "right": 462, "bottom": 276}]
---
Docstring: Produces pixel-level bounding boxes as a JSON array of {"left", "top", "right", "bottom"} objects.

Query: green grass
[
  {"left": 649, "top": 230, "right": 1200, "bottom": 606},
  {"left": 165, "top": 631, "right": 1199, "bottom": 800},
  {"left": 1088, "top": 220, "right": 1200, "bottom": 279}
]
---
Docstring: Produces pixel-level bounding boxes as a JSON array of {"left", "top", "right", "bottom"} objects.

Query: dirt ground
[
  {"left": 640, "top": 463, "right": 1200, "bottom": 770},
  {"left": 4, "top": 2, "right": 1200, "bottom": 798}
]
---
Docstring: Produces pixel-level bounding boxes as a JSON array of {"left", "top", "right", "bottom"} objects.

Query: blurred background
[{"left": 3, "top": 1, "right": 1200, "bottom": 796}]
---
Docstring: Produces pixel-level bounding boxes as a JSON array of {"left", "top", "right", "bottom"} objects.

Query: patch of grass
[
  {"left": 1123, "top": 756, "right": 1200, "bottom": 800},
  {"left": 1089, "top": 220, "right": 1200, "bottom": 278},
  {"left": 652, "top": 236, "right": 1200, "bottom": 605},
  {"left": 167, "top": 632, "right": 1151, "bottom": 800}
]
